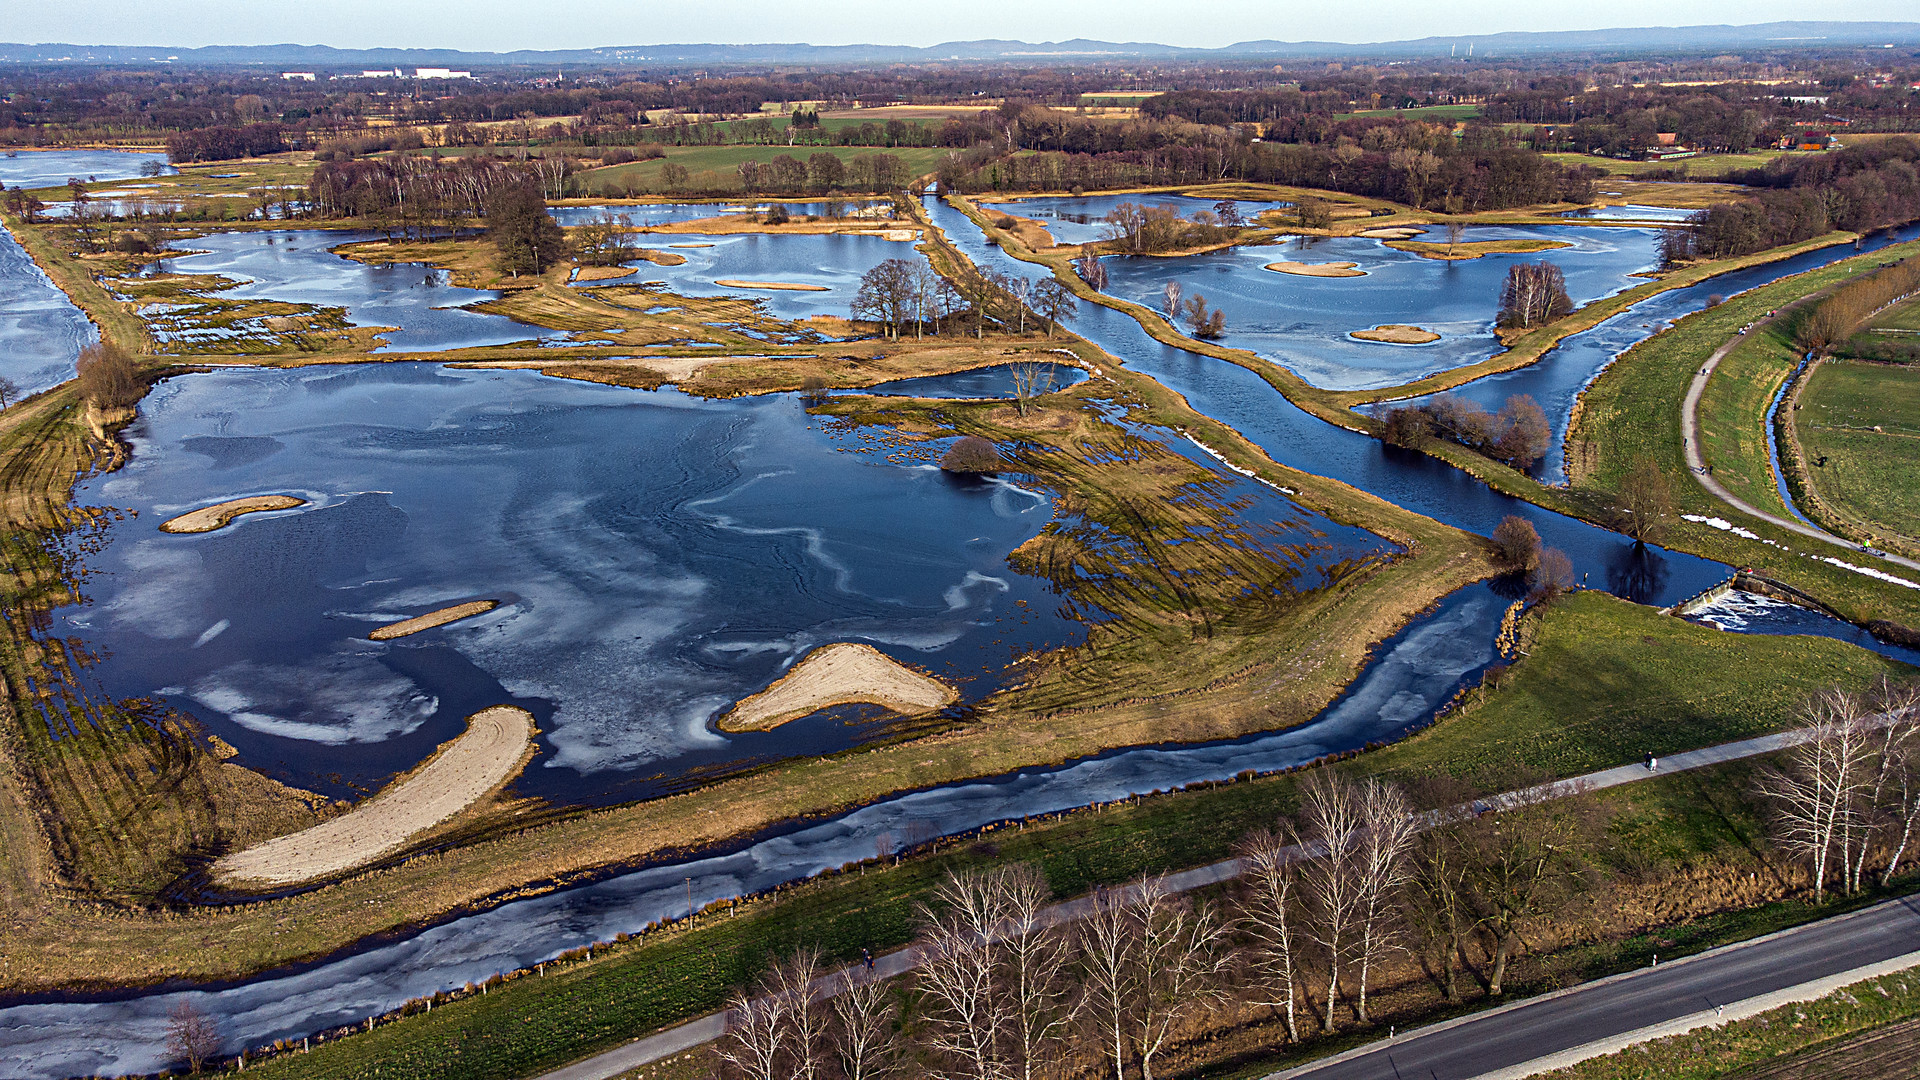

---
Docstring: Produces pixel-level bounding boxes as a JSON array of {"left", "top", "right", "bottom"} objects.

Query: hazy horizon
[{"left": 7, "top": 4, "right": 1917, "bottom": 54}]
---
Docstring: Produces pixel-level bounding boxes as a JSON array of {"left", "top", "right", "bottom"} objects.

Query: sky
[{"left": 7, "top": 0, "right": 1917, "bottom": 51}]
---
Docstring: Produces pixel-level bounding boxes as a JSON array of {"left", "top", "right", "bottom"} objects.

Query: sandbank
[
  {"left": 1358, "top": 227, "right": 1425, "bottom": 239},
  {"left": 668, "top": 242, "right": 715, "bottom": 248},
  {"left": 572, "top": 266, "right": 636, "bottom": 282},
  {"left": 1265, "top": 261, "right": 1366, "bottom": 278},
  {"left": 1351, "top": 324, "right": 1441, "bottom": 344},
  {"left": 368, "top": 600, "right": 500, "bottom": 641},
  {"left": 719, "top": 642, "right": 958, "bottom": 732},
  {"left": 1386, "top": 238, "right": 1573, "bottom": 261},
  {"left": 159, "top": 495, "right": 305, "bottom": 534},
  {"left": 715, "top": 279, "right": 831, "bottom": 292},
  {"left": 212, "top": 705, "right": 536, "bottom": 886}
]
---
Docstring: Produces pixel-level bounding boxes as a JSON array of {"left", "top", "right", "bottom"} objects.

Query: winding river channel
[{"left": 2, "top": 176, "right": 1919, "bottom": 1077}]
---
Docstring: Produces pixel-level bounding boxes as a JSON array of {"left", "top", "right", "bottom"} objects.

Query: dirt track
[
  {"left": 719, "top": 643, "right": 957, "bottom": 732},
  {"left": 212, "top": 705, "right": 536, "bottom": 886}
]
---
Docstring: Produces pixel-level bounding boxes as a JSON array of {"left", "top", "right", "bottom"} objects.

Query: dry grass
[
  {"left": 718, "top": 643, "right": 957, "bottom": 732},
  {"left": 1351, "top": 324, "right": 1440, "bottom": 344},
  {"left": 1385, "top": 237, "right": 1573, "bottom": 260},
  {"left": 158, "top": 494, "right": 305, "bottom": 533}
]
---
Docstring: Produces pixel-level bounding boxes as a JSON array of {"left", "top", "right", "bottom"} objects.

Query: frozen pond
[
  {"left": 1391, "top": 223, "right": 1920, "bottom": 484},
  {"left": 985, "top": 193, "right": 1294, "bottom": 244},
  {"left": 155, "top": 230, "right": 563, "bottom": 352},
  {"left": 1096, "top": 224, "right": 1663, "bottom": 391},
  {"left": 0, "top": 148, "right": 172, "bottom": 189},
  {"left": 60, "top": 364, "right": 1090, "bottom": 805},
  {"left": 583, "top": 231, "right": 931, "bottom": 321},
  {"left": 1560, "top": 203, "right": 1700, "bottom": 222},
  {"left": 60, "top": 363, "right": 1379, "bottom": 809}
]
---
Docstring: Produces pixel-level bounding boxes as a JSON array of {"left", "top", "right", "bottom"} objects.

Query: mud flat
[
  {"left": 212, "top": 705, "right": 536, "bottom": 886},
  {"left": 1359, "top": 226, "right": 1425, "bottom": 239},
  {"left": 1265, "top": 261, "right": 1366, "bottom": 278},
  {"left": 719, "top": 642, "right": 958, "bottom": 732},
  {"left": 368, "top": 599, "right": 501, "bottom": 641},
  {"left": 715, "top": 279, "right": 831, "bottom": 292},
  {"left": 159, "top": 495, "right": 305, "bottom": 534},
  {"left": 1351, "top": 324, "right": 1441, "bottom": 344}
]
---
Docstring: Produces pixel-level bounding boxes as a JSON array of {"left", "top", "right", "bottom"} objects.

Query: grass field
[
  {"left": 1796, "top": 360, "right": 1920, "bottom": 547},
  {"left": 1868, "top": 292, "right": 1920, "bottom": 331},
  {"left": 1543, "top": 150, "right": 1805, "bottom": 177},
  {"left": 1694, "top": 321, "right": 1801, "bottom": 522},
  {"left": 1335, "top": 104, "right": 1483, "bottom": 121},
  {"left": 1562, "top": 239, "right": 1920, "bottom": 630},
  {"left": 580, "top": 145, "right": 951, "bottom": 194},
  {"left": 232, "top": 588, "right": 1911, "bottom": 1080}
]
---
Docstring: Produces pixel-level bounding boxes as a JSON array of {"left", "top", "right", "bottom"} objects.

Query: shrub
[
  {"left": 75, "top": 342, "right": 145, "bottom": 410},
  {"left": 1491, "top": 515, "right": 1542, "bottom": 571},
  {"left": 940, "top": 436, "right": 1002, "bottom": 473}
]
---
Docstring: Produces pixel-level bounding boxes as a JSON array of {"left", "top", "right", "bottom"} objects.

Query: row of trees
[
  {"left": 1099, "top": 201, "right": 1246, "bottom": 255},
  {"left": 1380, "top": 393, "right": 1554, "bottom": 472},
  {"left": 1794, "top": 256, "right": 1920, "bottom": 356},
  {"left": 716, "top": 771, "right": 1611, "bottom": 1080},
  {"left": 735, "top": 153, "right": 914, "bottom": 196},
  {"left": 306, "top": 154, "right": 549, "bottom": 238},
  {"left": 851, "top": 260, "right": 1078, "bottom": 342},
  {"left": 164, "top": 122, "right": 290, "bottom": 163}
]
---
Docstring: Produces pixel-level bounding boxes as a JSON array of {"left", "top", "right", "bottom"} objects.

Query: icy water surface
[
  {"left": 0, "top": 226, "right": 95, "bottom": 397},
  {"left": 61, "top": 365, "right": 1087, "bottom": 803},
  {"left": 0, "top": 149, "right": 171, "bottom": 189},
  {"left": 1096, "top": 224, "right": 1663, "bottom": 390},
  {"left": 985, "top": 193, "right": 1295, "bottom": 244},
  {"left": 859, "top": 362, "right": 1090, "bottom": 399},
  {"left": 155, "top": 230, "right": 562, "bottom": 352},
  {"left": 582, "top": 231, "right": 931, "bottom": 320}
]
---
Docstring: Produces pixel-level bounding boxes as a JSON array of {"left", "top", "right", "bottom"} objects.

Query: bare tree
[
  {"left": 1616, "top": 459, "right": 1674, "bottom": 543},
  {"left": 1490, "top": 515, "right": 1542, "bottom": 572},
  {"left": 1236, "top": 827, "right": 1305, "bottom": 1041},
  {"left": 1352, "top": 779, "right": 1417, "bottom": 1023},
  {"left": 1297, "top": 773, "right": 1366, "bottom": 1031},
  {"left": 715, "top": 991, "right": 788, "bottom": 1080},
  {"left": 76, "top": 341, "right": 144, "bottom": 410},
  {"left": 1161, "top": 281, "right": 1182, "bottom": 323},
  {"left": 1034, "top": 279, "right": 1079, "bottom": 338},
  {"left": 1461, "top": 791, "right": 1598, "bottom": 994},
  {"left": 1010, "top": 361, "right": 1056, "bottom": 417},
  {"left": 1758, "top": 688, "right": 1878, "bottom": 901},
  {"left": 1129, "top": 876, "right": 1232, "bottom": 1080},
  {"left": 1405, "top": 812, "right": 1476, "bottom": 1002},
  {"left": 1074, "top": 253, "right": 1109, "bottom": 292},
  {"left": 917, "top": 872, "right": 1012, "bottom": 1080},
  {"left": 999, "top": 865, "right": 1079, "bottom": 1080},
  {"left": 165, "top": 1000, "right": 221, "bottom": 1074},
  {"left": 832, "top": 971, "right": 901, "bottom": 1080},
  {"left": 0, "top": 375, "right": 19, "bottom": 410},
  {"left": 1526, "top": 548, "right": 1575, "bottom": 602},
  {"left": 1497, "top": 262, "right": 1572, "bottom": 329},
  {"left": 772, "top": 948, "right": 828, "bottom": 1080},
  {"left": 1079, "top": 886, "right": 1139, "bottom": 1080},
  {"left": 1445, "top": 220, "right": 1466, "bottom": 255}
]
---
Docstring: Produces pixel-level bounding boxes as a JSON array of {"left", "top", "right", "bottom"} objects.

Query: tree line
[
  {"left": 1668, "top": 137, "right": 1920, "bottom": 260},
  {"left": 1794, "top": 255, "right": 1920, "bottom": 356},
  {"left": 851, "top": 260, "right": 1077, "bottom": 343}
]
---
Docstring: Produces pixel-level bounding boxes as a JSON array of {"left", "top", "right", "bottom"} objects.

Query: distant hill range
[{"left": 3, "top": 22, "right": 1919, "bottom": 68}]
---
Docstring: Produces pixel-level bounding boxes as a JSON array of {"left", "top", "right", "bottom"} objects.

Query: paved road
[
  {"left": 1269, "top": 895, "right": 1920, "bottom": 1080},
  {"left": 1678, "top": 295, "right": 1920, "bottom": 572},
  {"left": 528, "top": 725, "right": 1853, "bottom": 1080}
]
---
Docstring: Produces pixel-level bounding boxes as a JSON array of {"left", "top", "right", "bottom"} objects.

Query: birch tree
[
  {"left": 1297, "top": 773, "right": 1366, "bottom": 1031},
  {"left": 1079, "top": 886, "right": 1138, "bottom": 1080},
  {"left": 998, "top": 865, "right": 1078, "bottom": 1080},
  {"left": 1758, "top": 688, "right": 1877, "bottom": 902},
  {"left": 832, "top": 971, "right": 900, "bottom": 1080},
  {"left": 1129, "top": 876, "right": 1232, "bottom": 1080},
  {"left": 916, "top": 872, "right": 1012, "bottom": 1080},
  {"left": 1235, "top": 827, "right": 1305, "bottom": 1041},
  {"left": 1352, "top": 779, "right": 1418, "bottom": 1023}
]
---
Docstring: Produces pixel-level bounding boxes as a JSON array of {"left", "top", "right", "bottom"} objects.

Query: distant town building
[
  {"left": 360, "top": 68, "right": 402, "bottom": 78},
  {"left": 280, "top": 72, "right": 316, "bottom": 81},
  {"left": 414, "top": 68, "right": 473, "bottom": 79}
]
